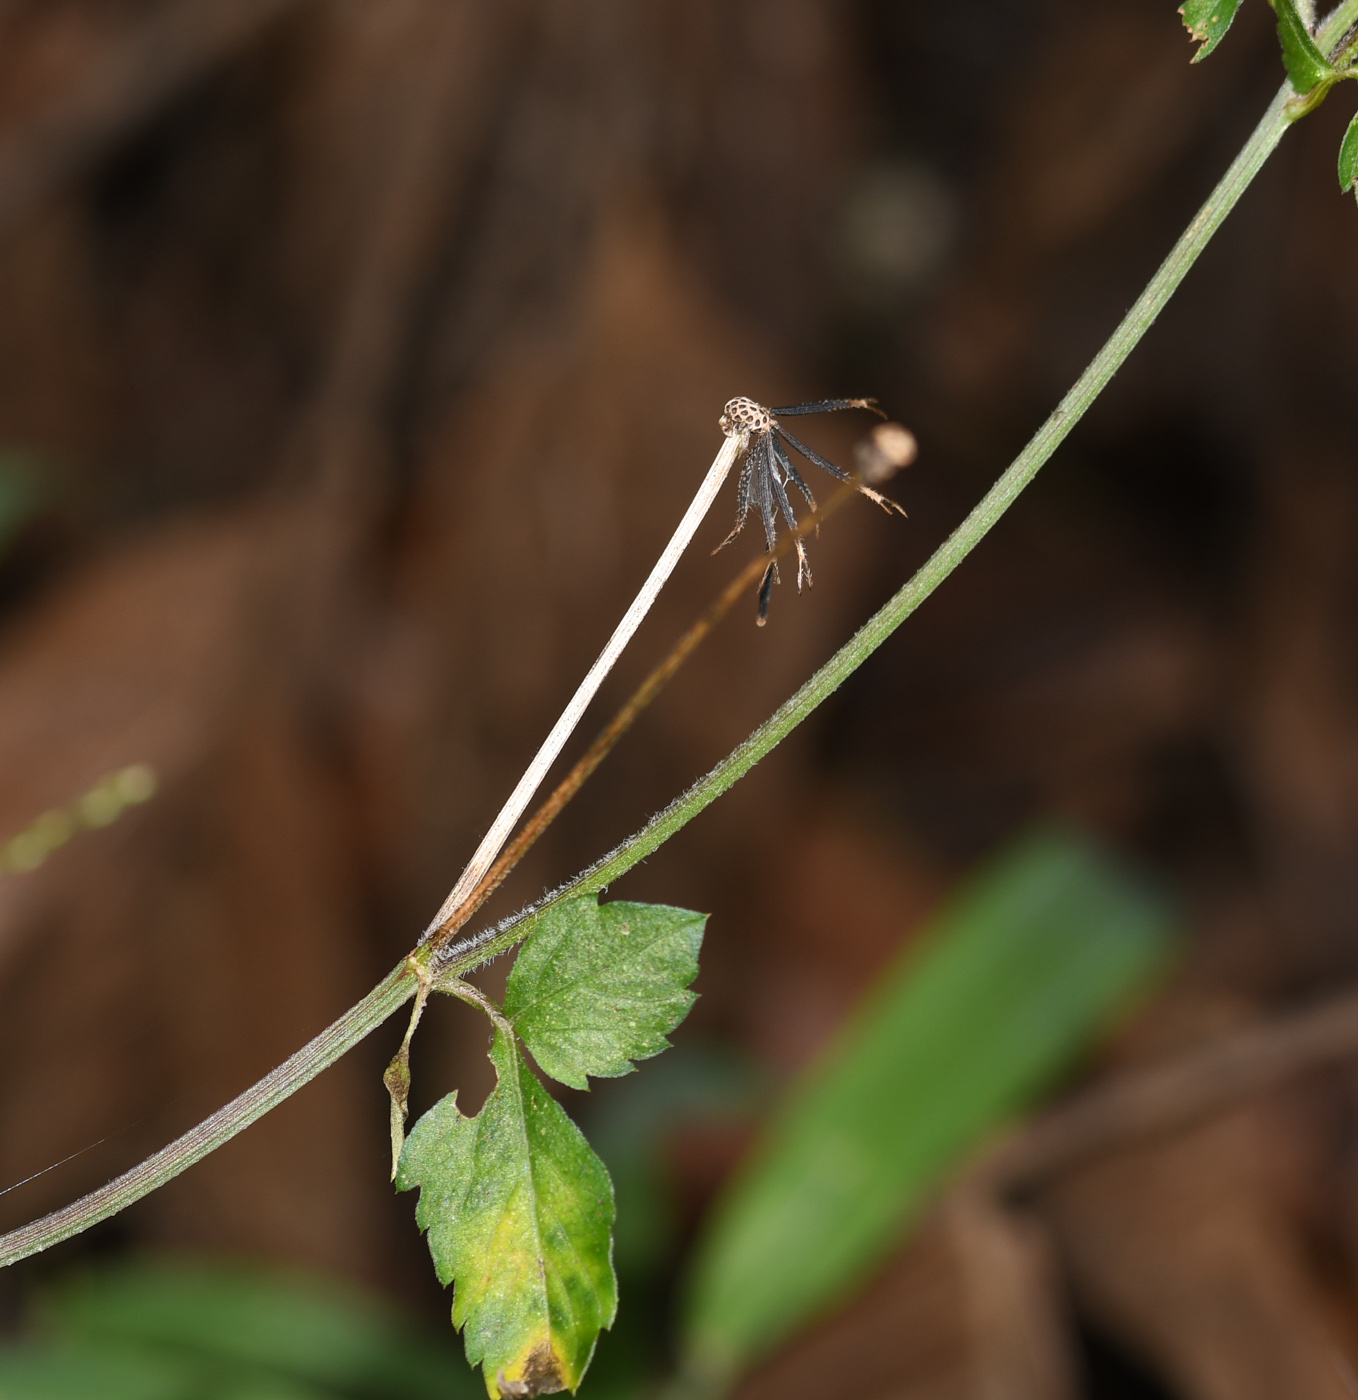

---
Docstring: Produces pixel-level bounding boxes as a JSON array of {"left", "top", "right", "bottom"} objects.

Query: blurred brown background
[{"left": 1, "top": 0, "right": 1358, "bottom": 1396}]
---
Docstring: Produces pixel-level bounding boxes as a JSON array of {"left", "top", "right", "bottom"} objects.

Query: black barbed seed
[
  {"left": 771, "top": 398, "right": 883, "bottom": 418},
  {"left": 717, "top": 395, "right": 905, "bottom": 624}
]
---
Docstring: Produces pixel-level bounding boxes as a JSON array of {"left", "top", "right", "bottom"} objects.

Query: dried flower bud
[{"left": 855, "top": 423, "right": 917, "bottom": 485}]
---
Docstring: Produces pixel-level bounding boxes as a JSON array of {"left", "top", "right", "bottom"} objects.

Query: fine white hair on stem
[{"left": 419, "top": 428, "right": 745, "bottom": 942}]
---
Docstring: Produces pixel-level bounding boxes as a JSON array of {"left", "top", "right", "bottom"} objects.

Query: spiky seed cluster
[{"left": 718, "top": 395, "right": 900, "bottom": 623}]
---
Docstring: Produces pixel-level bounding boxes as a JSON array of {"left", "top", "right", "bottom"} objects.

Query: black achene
[{"left": 718, "top": 396, "right": 900, "bottom": 623}]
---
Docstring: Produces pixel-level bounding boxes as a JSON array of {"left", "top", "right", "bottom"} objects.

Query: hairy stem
[
  {"left": 424, "top": 470, "right": 876, "bottom": 958},
  {"left": 0, "top": 964, "right": 415, "bottom": 1267},
  {"left": 437, "top": 75, "right": 1310, "bottom": 976},
  {"left": 7, "top": 10, "right": 1354, "bottom": 1264}
]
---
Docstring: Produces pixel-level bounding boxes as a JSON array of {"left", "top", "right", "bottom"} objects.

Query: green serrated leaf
[
  {"left": 504, "top": 895, "right": 706, "bottom": 1091},
  {"left": 1270, "top": 0, "right": 1336, "bottom": 93},
  {"left": 1340, "top": 110, "right": 1358, "bottom": 190},
  {"left": 681, "top": 830, "right": 1178, "bottom": 1381},
  {"left": 398, "top": 1027, "right": 617, "bottom": 1398},
  {"left": 1179, "top": 0, "right": 1243, "bottom": 60}
]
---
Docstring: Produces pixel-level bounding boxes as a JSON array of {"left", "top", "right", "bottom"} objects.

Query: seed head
[{"left": 715, "top": 394, "right": 905, "bottom": 623}]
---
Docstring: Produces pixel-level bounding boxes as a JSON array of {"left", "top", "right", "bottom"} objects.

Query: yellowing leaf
[
  {"left": 397, "top": 1029, "right": 616, "bottom": 1397},
  {"left": 504, "top": 896, "right": 706, "bottom": 1090}
]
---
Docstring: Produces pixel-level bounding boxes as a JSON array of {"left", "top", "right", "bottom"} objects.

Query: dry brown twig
[{"left": 974, "top": 986, "right": 1358, "bottom": 1196}]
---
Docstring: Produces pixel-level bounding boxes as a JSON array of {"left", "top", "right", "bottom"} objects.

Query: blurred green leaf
[
  {"left": 0, "top": 450, "right": 47, "bottom": 559},
  {"left": 0, "top": 1340, "right": 213, "bottom": 1400},
  {"left": 397, "top": 1027, "right": 617, "bottom": 1397},
  {"left": 1339, "top": 109, "right": 1358, "bottom": 191},
  {"left": 586, "top": 1045, "right": 760, "bottom": 1277},
  {"left": 1270, "top": 0, "right": 1336, "bottom": 92},
  {"left": 1179, "top": 0, "right": 1243, "bottom": 60},
  {"left": 0, "top": 1257, "right": 477, "bottom": 1399},
  {"left": 2, "top": 765, "right": 159, "bottom": 878},
  {"left": 681, "top": 829, "right": 1177, "bottom": 1380},
  {"left": 504, "top": 896, "right": 705, "bottom": 1091},
  {"left": 575, "top": 1048, "right": 763, "bottom": 1400}
]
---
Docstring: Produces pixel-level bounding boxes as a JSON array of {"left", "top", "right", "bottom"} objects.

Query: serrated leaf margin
[
  {"left": 1180, "top": 0, "right": 1244, "bottom": 61},
  {"left": 504, "top": 895, "right": 705, "bottom": 1090},
  {"left": 396, "top": 1028, "right": 617, "bottom": 1398}
]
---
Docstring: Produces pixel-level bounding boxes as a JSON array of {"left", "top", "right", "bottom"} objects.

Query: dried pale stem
[
  {"left": 419, "top": 433, "right": 742, "bottom": 943},
  {"left": 425, "top": 475, "right": 866, "bottom": 962}
]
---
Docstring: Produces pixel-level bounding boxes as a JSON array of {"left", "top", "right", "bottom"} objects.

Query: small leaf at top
[
  {"left": 1339, "top": 110, "right": 1358, "bottom": 191},
  {"left": 1179, "top": 0, "right": 1243, "bottom": 60},
  {"left": 1270, "top": 0, "right": 1337, "bottom": 93},
  {"left": 504, "top": 895, "right": 706, "bottom": 1090},
  {"left": 397, "top": 1027, "right": 616, "bottom": 1397}
]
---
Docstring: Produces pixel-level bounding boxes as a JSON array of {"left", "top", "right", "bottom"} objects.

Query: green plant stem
[
  {"left": 436, "top": 77, "right": 1308, "bottom": 978},
  {"left": 5, "top": 11, "right": 1354, "bottom": 1265},
  {"left": 0, "top": 964, "right": 416, "bottom": 1267}
]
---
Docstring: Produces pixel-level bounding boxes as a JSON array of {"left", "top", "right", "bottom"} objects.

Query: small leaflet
[
  {"left": 1339, "top": 111, "right": 1358, "bottom": 198},
  {"left": 1270, "top": 0, "right": 1335, "bottom": 93},
  {"left": 504, "top": 896, "right": 706, "bottom": 1091},
  {"left": 397, "top": 1028, "right": 616, "bottom": 1397},
  {"left": 1179, "top": 0, "right": 1243, "bottom": 60}
]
